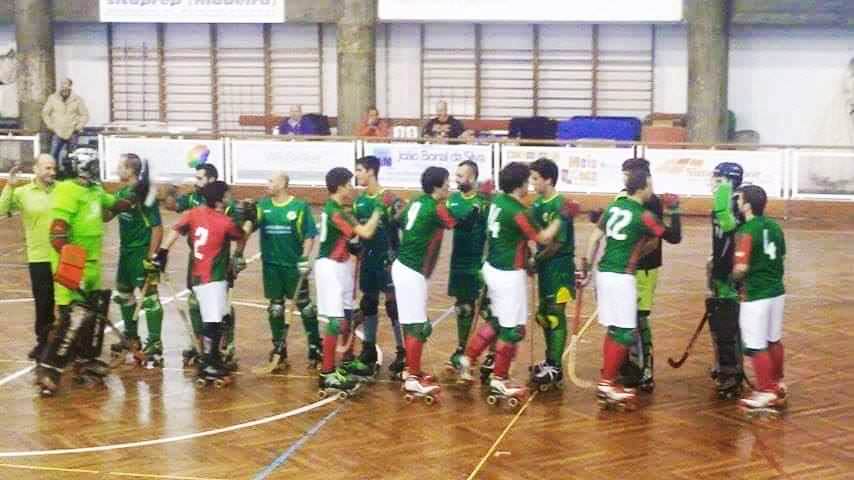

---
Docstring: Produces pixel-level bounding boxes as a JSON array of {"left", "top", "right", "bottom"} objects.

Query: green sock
[
  {"left": 121, "top": 303, "right": 138, "bottom": 339},
  {"left": 268, "top": 312, "right": 285, "bottom": 344},
  {"left": 546, "top": 308, "right": 567, "bottom": 366},
  {"left": 144, "top": 294, "right": 163, "bottom": 345},
  {"left": 456, "top": 306, "right": 473, "bottom": 349}
]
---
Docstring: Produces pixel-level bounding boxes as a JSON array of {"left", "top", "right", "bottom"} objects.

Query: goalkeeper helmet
[{"left": 712, "top": 162, "right": 743, "bottom": 188}]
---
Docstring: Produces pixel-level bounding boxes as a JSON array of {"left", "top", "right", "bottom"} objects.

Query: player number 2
[
  {"left": 762, "top": 228, "right": 777, "bottom": 260},
  {"left": 487, "top": 205, "right": 502, "bottom": 239},
  {"left": 193, "top": 226, "right": 209, "bottom": 260},
  {"left": 605, "top": 207, "right": 632, "bottom": 241},
  {"left": 405, "top": 201, "right": 422, "bottom": 231}
]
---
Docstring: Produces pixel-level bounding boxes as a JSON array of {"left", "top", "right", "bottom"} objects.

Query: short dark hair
[
  {"left": 622, "top": 157, "right": 650, "bottom": 173},
  {"left": 421, "top": 166, "right": 449, "bottom": 194},
  {"left": 201, "top": 181, "right": 229, "bottom": 208},
  {"left": 197, "top": 163, "right": 219, "bottom": 181},
  {"left": 458, "top": 160, "right": 479, "bottom": 180},
  {"left": 355, "top": 155, "right": 381, "bottom": 178},
  {"left": 529, "top": 157, "right": 558, "bottom": 187},
  {"left": 499, "top": 162, "right": 530, "bottom": 194},
  {"left": 737, "top": 184, "right": 767, "bottom": 216},
  {"left": 121, "top": 153, "right": 142, "bottom": 176},
  {"left": 326, "top": 167, "right": 353, "bottom": 193},
  {"left": 624, "top": 167, "right": 650, "bottom": 195}
]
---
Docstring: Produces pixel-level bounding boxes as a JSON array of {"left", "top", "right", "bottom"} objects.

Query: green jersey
[
  {"left": 597, "top": 196, "right": 666, "bottom": 274},
  {"left": 397, "top": 194, "right": 456, "bottom": 277},
  {"left": 256, "top": 196, "right": 317, "bottom": 267},
  {"left": 318, "top": 199, "right": 356, "bottom": 262},
  {"left": 486, "top": 193, "right": 539, "bottom": 271},
  {"left": 735, "top": 216, "right": 785, "bottom": 301},
  {"left": 116, "top": 185, "right": 162, "bottom": 253},
  {"left": 176, "top": 192, "right": 204, "bottom": 213},
  {"left": 531, "top": 193, "right": 575, "bottom": 261},
  {"left": 0, "top": 181, "right": 54, "bottom": 263},
  {"left": 446, "top": 191, "right": 489, "bottom": 273},
  {"left": 353, "top": 189, "right": 400, "bottom": 265}
]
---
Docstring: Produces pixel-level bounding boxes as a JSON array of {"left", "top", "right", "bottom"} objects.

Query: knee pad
[
  {"left": 403, "top": 321, "right": 432, "bottom": 342},
  {"left": 114, "top": 290, "right": 135, "bottom": 308},
  {"left": 325, "top": 317, "right": 344, "bottom": 336},
  {"left": 607, "top": 326, "right": 635, "bottom": 347},
  {"left": 299, "top": 302, "right": 317, "bottom": 320},
  {"left": 384, "top": 294, "right": 399, "bottom": 321},
  {"left": 359, "top": 293, "right": 379, "bottom": 317},
  {"left": 142, "top": 293, "right": 162, "bottom": 315},
  {"left": 498, "top": 325, "right": 526, "bottom": 343},
  {"left": 268, "top": 300, "right": 285, "bottom": 320}
]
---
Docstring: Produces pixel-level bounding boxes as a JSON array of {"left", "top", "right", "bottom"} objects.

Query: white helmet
[{"left": 68, "top": 147, "right": 99, "bottom": 181}]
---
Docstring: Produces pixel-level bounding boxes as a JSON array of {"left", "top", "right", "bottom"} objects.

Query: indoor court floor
[{"left": 0, "top": 211, "right": 852, "bottom": 479}]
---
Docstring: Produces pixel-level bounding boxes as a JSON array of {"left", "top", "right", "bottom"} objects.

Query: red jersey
[{"left": 174, "top": 206, "right": 244, "bottom": 284}]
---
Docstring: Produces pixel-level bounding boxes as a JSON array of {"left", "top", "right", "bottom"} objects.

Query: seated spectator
[
  {"left": 358, "top": 107, "right": 391, "bottom": 137},
  {"left": 278, "top": 105, "right": 325, "bottom": 136},
  {"left": 422, "top": 100, "right": 464, "bottom": 139}
]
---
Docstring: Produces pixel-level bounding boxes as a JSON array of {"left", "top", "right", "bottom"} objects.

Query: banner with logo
[
  {"left": 501, "top": 146, "right": 631, "bottom": 194},
  {"left": 101, "top": 136, "right": 226, "bottom": 183},
  {"left": 645, "top": 149, "right": 786, "bottom": 198},
  {"left": 100, "top": 0, "right": 285, "bottom": 23},
  {"left": 230, "top": 139, "right": 356, "bottom": 186},
  {"left": 791, "top": 150, "right": 854, "bottom": 199},
  {"left": 363, "top": 142, "right": 494, "bottom": 189},
  {"left": 379, "top": 0, "right": 682, "bottom": 22}
]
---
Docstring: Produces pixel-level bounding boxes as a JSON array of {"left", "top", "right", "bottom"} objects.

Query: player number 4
[
  {"left": 763, "top": 228, "right": 777, "bottom": 260},
  {"left": 487, "top": 205, "right": 502, "bottom": 239}
]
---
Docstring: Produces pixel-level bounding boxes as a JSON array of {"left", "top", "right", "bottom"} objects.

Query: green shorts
[
  {"left": 448, "top": 270, "right": 481, "bottom": 303},
  {"left": 635, "top": 268, "right": 659, "bottom": 312},
  {"left": 537, "top": 259, "right": 575, "bottom": 305},
  {"left": 116, "top": 248, "right": 147, "bottom": 293},
  {"left": 263, "top": 263, "right": 301, "bottom": 300},
  {"left": 359, "top": 261, "right": 393, "bottom": 295}
]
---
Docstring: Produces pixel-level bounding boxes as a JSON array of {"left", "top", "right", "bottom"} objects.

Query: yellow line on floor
[
  {"left": 0, "top": 463, "right": 99, "bottom": 474},
  {"left": 108, "top": 472, "right": 228, "bottom": 480},
  {"left": 465, "top": 391, "right": 538, "bottom": 480}
]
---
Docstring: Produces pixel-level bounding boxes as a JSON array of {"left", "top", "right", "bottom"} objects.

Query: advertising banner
[
  {"left": 101, "top": 136, "right": 226, "bottom": 184},
  {"left": 230, "top": 139, "right": 356, "bottom": 187},
  {"left": 100, "top": 0, "right": 285, "bottom": 23},
  {"left": 364, "top": 142, "right": 493, "bottom": 189}
]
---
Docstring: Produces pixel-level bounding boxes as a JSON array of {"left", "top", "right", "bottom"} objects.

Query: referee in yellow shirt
[{"left": 0, "top": 154, "right": 57, "bottom": 360}]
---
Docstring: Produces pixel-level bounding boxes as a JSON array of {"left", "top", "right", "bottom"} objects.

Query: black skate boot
[
  {"left": 359, "top": 341, "right": 380, "bottom": 374},
  {"left": 388, "top": 347, "right": 406, "bottom": 381},
  {"left": 307, "top": 342, "right": 321, "bottom": 370},
  {"left": 530, "top": 360, "right": 564, "bottom": 392},
  {"left": 72, "top": 358, "right": 110, "bottom": 386},
  {"left": 716, "top": 371, "right": 743, "bottom": 400},
  {"left": 479, "top": 352, "right": 495, "bottom": 385},
  {"left": 36, "top": 365, "right": 62, "bottom": 397},
  {"left": 252, "top": 342, "right": 288, "bottom": 375},
  {"left": 141, "top": 340, "right": 164, "bottom": 369}
]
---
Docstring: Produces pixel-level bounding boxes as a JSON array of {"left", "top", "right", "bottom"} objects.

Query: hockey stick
[
  {"left": 160, "top": 274, "right": 203, "bottom": 358},
  {"left": 563, "top": 306, "right": 598, "bottom": 389},
  {"left": 252, "top": 272, "right": 309, "bottom": 375},
  {"left": 106, "top": 277, "right": 152, "bottom": 367},
  {"left": 667, "top": 309, "right": 709, "bottom": 368}
]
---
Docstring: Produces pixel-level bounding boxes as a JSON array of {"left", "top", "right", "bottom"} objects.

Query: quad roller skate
[
  {"left": 72, "top": 359, "right": 110, "bottom": 387},
  {"left": 715, "top": 372, "right": 743, "bottom": 400},
  {"left": 307, "top": 343, "right": 321, "bottom": 370},
  {"left": 402, "top": 372, "right": 441, "bottom": 405},
  {"left": 195, "top": 364, "right": 233, "bottom": 389},
  {"left": 221, "top": 344, "right": 238, "bottom": 372},
  {"left": 36, "top": 366, "right": 61, "bottom": 397},
  {"left": 110, "top": 336, "right": 143, "bottom": 367},
  {"left": 317, "top": 369, "right": 362, "bottom": 399},
  {"left": 479, "top": 352, "right": 495, "bottom": 385},
  {"left": 182, "top": 346, "right": 201, "bottom": 368},
  {"left": 596, "top": 380, "right": 638, "bottom": 411},
  {"left": 486, "top": 376, "right": 529, "bottom": 410},
  {"left": 141, "top": 341, "right": 164, "bottom": 369},
  {"left": 739, "top": 388, "right": 787, "bottom": 419},
  {"left": 342, "top": 358, "right": 378, "bottom": 383},
  {"left": 252, "top": 343, "right": 289, "bottom": 375},
  {"left": 388, "top": 347, "right": 406, "bottom": 381},
  {"left": 452, "top": 353, "right": 474, "bottom": 384},
  {"left": 529, "top": 361, "right": 565, "bottom": 392}
]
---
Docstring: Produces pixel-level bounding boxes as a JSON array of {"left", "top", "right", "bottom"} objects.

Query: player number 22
[
  {"left": 762, "top": 228, "right": 777, "bottom": 260},
  {"left": 193, "top": 226, "right": 209, "bottom": 260},
  {"left": 605, "top": 207, "right": 632, "bottom": 241}
]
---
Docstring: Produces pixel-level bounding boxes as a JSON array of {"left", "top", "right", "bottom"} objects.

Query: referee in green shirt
[{"left": 0, "top": 154, "right": 57, "bottom": 360}]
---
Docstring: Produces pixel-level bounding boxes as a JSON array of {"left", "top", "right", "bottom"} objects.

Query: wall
[{"left": 0, "top": 21, "right": 852, "bottom": 146}]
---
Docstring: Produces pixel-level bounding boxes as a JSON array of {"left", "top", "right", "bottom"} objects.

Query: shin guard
[
  {"left": 602, "top": 334, "right": 630, "bottom": 382},
  {"left": 493, "top": 340, "right": 517, "bottom": 378},
  {"left": 404, "top": 335, "right": 424, "bottom": 376},
  {"left": 708, "top": 298, "right": 743, "bottom": 377},
  {"left": 466, "top": 322, "right": 497, "bottom": 360}
]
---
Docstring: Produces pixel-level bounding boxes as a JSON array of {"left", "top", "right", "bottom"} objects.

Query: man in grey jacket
[{"left": 41, "top": 78, "right": 89, "bottom": 174}]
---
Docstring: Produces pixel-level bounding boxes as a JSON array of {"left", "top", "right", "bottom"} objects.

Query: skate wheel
[
  {"left": 486, "top": 395, "right": 498, "bottom": 406},
  {"left": 318, "top": 389, "right": 328, "bottom": 399},
  {"left": 424, "top": 395, "right": 435, "bottom": 406},
  {"left": 213, "top": 378, "right": 228, "bottom": 388},
  {"left": 538, "top": 384, "right": 551, "bottom": 393},
  {"left": 404, "top": 394, "right": 415, "bottom": 404},
  {"left": 597, "top": 399, "right": 610, "bottom": 410},
  {"left": 195, "top": 378, "right": 208, "bottom": 388},
  {"left": 507, "top": 397, "right": 520, "bottom": 409},
  {"left": 338, "top": 391, "right": 349, "bottom": 400}
]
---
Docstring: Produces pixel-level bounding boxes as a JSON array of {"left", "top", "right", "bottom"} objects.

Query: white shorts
[
  {"left": 315, "top": 257, "right": 355, "bottom": 318},
  {"left": 342, "top": 257, "right": 355, "bottom": 311},
  {"left": 191, "top": 281, "right": 228, "bottom": 324},
  {"left": 391, "top": 260, "right": 428, "bottom": 325},
  {"left": 596, "top": 271, "right": 637, "bottom": 329},
  {"left": 482, "top": 262, "right": 528, "bottom": 328},
  {"left": 739, "top": 294, "right": 785, "bottom": 350}
]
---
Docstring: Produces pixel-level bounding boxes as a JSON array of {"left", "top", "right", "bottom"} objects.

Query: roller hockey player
[
  {"left": 352, "top": 156, "right": 405, "bottom": 379},
  {"left": 732, "top": 185, "right": 788, "bottom": 416},
  {"left": 391, "top": 166, "right": 457, "bottom": 404},
  {"left": 708, "top": 162, "right": 746, "bottom": 399},
  {"left": 316, "top": 168, "right": 381, "bottom": 397},
  {"left": 581, "top": 167, "right": 678, "bottom": 410}
]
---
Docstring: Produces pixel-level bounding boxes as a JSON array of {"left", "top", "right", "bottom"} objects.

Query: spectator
[
  {"left": 422, "top": 100, "right": 465, "bottom": 139},
  {"left": 278, "top": 105, "right": 326, "bottom": 136},
  {"left": 358, "top": 106, "right": 391, "bottom": 138},
  {"left": 41, "top": 78, "right": 89, "bottom": 171}
]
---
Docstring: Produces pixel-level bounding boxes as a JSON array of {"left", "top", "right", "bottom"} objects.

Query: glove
[
  {"left": 661, "top": 193, "right": 680, "bottom": 211},
  {"left": 298, "top": 256, "right": 312, "bottom": 275},
  {"left": 588, "top": 208, "right": 604, "bottom": 224},
  {"left": 151, "top": 248, "right": 169, "bottom": 273},
  {"left": 559, "top": 199, "right": 581, "bottom": 220},
  {"left": 478, "top": 179, "right": 495, "bottom": 197},
  {"left": 347, "top": 238, "right": 363, "bottom": 256},
  {"left": 143, "top": 257, "right": 160, "bottom": 276},
  {"left": 231, "top": 254, "right": 247, "bottom": 275}
]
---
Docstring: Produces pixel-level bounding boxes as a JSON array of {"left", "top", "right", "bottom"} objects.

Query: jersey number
[
  {"left": 193, "top": 227, "right": 209, "bottom": 260},
  {"left": 487, "top": 205, "right": 502, "bottom": 239},
  {"left": 319, "top": 212, "right": 328, "bottom": 242},
  {"left": 405, "top": 201, "right": 422, "bottom": 231},
  {"left": 605, "top": 207, "right": 632, "bottom": 241},
  {"left": 763, "top": 229, "right": 777, "bottom": 260}
]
